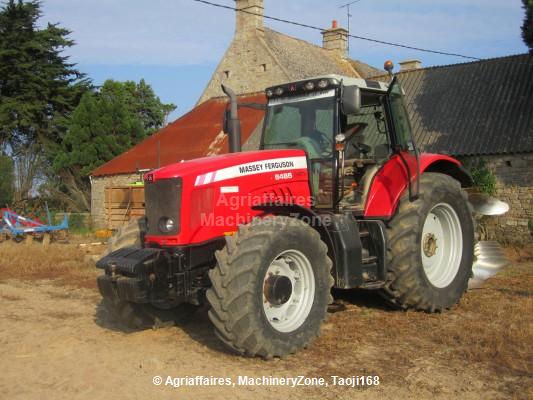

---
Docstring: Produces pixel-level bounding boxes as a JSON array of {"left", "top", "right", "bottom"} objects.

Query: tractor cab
[{"left": 261, "top": 75, "right": 418, "bottom": 213}]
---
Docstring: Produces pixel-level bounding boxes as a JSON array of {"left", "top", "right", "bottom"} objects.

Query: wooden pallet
[{"left": 104, "top": 186, "right": 145, "bottom": 229}]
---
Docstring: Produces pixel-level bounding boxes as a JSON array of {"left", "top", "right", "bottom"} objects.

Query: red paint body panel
[
  {"left": 144, "top": 147, "right": 462, "bottom": 247},
  {"left": 144, "top": 149, "right": 311, "bottom": 246},
  {"left": 363, "top": 153, "right": 462, "bottom": 218}
]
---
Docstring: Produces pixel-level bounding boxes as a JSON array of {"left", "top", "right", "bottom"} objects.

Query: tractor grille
[{"left": 144, "top": 178, "right": 182, "bottom": 236}]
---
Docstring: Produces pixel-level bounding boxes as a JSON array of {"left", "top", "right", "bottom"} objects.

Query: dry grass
[
  {"left": 0, "top": 240, "right": 531, "bottom": 396},
  {"left": 284, "top": 259, "right": 533, "bottom": 396},
  {"left": 0, "top": 241, "right": 99, "bottom": 289},
  {"left": 1, "top": 293, "right": 23, "bottom": 301}
]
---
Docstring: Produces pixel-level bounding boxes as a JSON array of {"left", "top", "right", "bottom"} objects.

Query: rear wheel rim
[
  {"left": 262, "top": 249, "right": 315, "bottom": 333},
  {"left": 421, "top": 203, "right": 463, "bottom": 288}
]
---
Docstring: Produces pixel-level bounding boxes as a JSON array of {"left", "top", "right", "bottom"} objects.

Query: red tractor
[{"left": 97, "top": 71, "right": 490, "bottom": 358}]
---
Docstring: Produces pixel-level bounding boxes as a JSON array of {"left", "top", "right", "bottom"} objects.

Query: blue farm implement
[{"left": 0, "top": 207, "right": 69, "bottom": 244}]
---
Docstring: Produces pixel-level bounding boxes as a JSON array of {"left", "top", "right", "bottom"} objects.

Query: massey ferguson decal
[{"left": 194, "top": 156, "right": 307, "bottom": 186}]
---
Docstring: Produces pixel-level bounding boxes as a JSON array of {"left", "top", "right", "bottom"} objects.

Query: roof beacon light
[
  {"left": 384, "top": 60, "right": 394, "bottom": 77},
  {"left": 275, "top": 87, "right": 284, "bottom": 96},
  {"left": 266, "top": 89, "right": 273, "bottom": 98},
  {"left": 304, "top": 81, "right": 315, "bottom": 91},
  {"left": 317, "top": 79, "right": 329, "bottom": 89}
]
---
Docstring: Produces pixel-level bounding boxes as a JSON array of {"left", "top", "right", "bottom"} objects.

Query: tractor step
[
  {"left": 359, "top": 280, "right": 385, "bottom": 289},
  {"left": 362, "top": 255, "right": 377, "bottom": 264}
]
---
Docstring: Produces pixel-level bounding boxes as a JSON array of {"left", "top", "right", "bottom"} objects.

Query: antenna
[{"left": 339, "top": 0, "right": 363, "bottom": 55}]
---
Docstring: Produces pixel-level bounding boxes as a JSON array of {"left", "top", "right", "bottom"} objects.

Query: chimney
[
  {"left": 235, "top": 0, "right": 264, "bottom": 37},
  {"left": 322, "top": 20, "right": 348, "bottom": 57},
  {"left": 399, "top": 59, "right": 422, "bottom": 71}
]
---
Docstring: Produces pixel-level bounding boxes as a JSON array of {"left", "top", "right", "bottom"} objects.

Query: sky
[{"left": 35, "top": 0, "right": 529, "bottom": 121}]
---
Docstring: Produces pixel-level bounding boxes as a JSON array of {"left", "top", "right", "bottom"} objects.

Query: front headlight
[{"left": 158, "top": 217, "right": 176, "bottom": 233}]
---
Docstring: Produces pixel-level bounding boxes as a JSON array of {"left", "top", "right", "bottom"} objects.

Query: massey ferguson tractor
[{"left": 96, "top": 67, "right": 506, "bottom": 358}]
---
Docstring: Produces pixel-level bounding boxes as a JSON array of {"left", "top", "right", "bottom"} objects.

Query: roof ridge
[
  {"left": 264, "top": 27, "right": 326, "bottom": 52},
  {"left": 264, "top": 27, "right": 380, "bottom": 71},
  {"left": 369, "top": 52, "right": 533, "bottom": 79},
  {"left": 205, "top": 91, "right": 266, "bottom": 101}
]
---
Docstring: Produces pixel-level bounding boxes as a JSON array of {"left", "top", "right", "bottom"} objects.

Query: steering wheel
[
  {"left": 301, "top": 130, "right": 333, "bottom": 157},
  {"left": 294, "top": 136, "right": 323, "bottom": 159}
]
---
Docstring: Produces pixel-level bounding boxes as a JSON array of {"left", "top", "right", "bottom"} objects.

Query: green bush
[{"left": 464, "top": 158, "right": 497, "bottom": 196}]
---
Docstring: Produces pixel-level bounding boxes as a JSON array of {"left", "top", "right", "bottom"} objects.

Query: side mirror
[{"left": 341, "top": 85, "right": 361, "bottom": 115}]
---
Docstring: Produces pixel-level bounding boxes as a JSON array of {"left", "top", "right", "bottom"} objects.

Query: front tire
[
  {"left": 380, "top": 173, "right": 474, "bottom": 312},
  {"left": 103, "top": 217, "right": 147, "bottom": 257},
  {"left": 206, "top": 216, "right": 333, "bottom": 358}
]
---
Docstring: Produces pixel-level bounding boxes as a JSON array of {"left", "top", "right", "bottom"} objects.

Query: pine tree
[
  {"left": 523, "top": 0, "right": 533, "bottom": 52},
  {"left": 0, "top": 0, "right": 90, "bottom": 205},
  {"left": 51, "top": 80, "right": 175, "bottom": 210},
  {"left": 0, "top": 154, "right": 14, "bottom": 207},
  {"left": 0, "top": 0, "right": 89, "bottom": 152}
]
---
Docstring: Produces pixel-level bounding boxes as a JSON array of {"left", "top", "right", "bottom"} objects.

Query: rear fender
[{"left": 364, "top": 154, "right": 471, "bottom": 219}]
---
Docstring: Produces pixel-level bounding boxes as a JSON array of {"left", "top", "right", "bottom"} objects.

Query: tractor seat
[{"left": 339, "top": 164, "right": 381, "bottom": 210}]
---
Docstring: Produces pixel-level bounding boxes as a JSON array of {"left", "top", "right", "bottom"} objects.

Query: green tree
[
  {"left": 0, "top": 0, "right": 90, "bottom": 204},
  {"left": 131, "top": 79, "right": 176, "bottom": 133},
  {"left": 523, "top": 0, "right": 533, "bottom": 52},
  {"left": 0, "top": 154, "right": 14, "bottom": 207},
  {"left": 0, "top": 0, "right": 89, "bottom": 149},
  {"left": 51, "top": 80, "right": 176, "bottom": 210}
]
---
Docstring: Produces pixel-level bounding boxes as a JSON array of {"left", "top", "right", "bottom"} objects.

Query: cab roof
[{"left": 266, "top": 74, "right": 389, "bottom": 93}]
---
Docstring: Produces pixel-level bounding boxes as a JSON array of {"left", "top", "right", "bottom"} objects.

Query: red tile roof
[{"left": 91, "top": 93, "right": 266, "bottom": 176}]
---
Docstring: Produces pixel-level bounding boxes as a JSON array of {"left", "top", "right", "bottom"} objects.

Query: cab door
[{"left": 385, "top": 77, "right": 420, "bottom": 200}]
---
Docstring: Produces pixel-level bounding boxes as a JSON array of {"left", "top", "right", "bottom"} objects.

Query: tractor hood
[
  {"left": 144, "top": 149, "right": 308, "bottom": 185},
  {"left": 143, "top": 149, "right": 312, "bottom": 246}
]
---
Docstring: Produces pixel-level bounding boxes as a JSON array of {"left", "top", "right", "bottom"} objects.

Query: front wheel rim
[
  {"left": 262, "top": 249, "right": 315, "bottom": 333},
  {"left": 421, "top": 203, "right": 463, "bottom": 288}
]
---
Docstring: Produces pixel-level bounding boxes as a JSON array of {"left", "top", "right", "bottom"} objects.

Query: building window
[
  {"left": 223, "top": 70, "right": 230, "bottom": 79},
  {"left": 260, "top": 63, "right": 267, "bottom": 72}
]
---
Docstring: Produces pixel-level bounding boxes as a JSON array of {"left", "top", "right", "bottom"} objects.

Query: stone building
[
  {"left": 91, "top": 0, "right": 380, "bottom": 228},
  {"left": 90, "top": 1, "right": 533, "bottom": 243},
  {"left": 198, "top": 0, "right": 381, "bottom": 104},
  {"left": 369, "top": 54, "right": 533, "bottom": 243}
]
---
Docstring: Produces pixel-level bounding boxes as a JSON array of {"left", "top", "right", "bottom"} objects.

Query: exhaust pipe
[{"left": 221, "top": 85, "right": 241, "bottom": 153}]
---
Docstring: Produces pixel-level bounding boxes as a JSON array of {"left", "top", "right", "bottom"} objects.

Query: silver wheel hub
[
  {"left": 262, "top": 249, "right": 315, "bottom": 333},
  {"left": 421, "top": 203, "right": 463, "bottom": 288}
]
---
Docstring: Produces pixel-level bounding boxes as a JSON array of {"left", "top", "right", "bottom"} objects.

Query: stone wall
[
  {"left": 90, "top": 173, "right": 139, "bottom": 229},
  {"left": 197, "top": 28, "right": 289, "bottom": 104},
  {"left": 198, "top": 1, "right": 285, "bottom": 103},
  {"left": 463, "top": 153, "right": 533, "bottom": 244}
]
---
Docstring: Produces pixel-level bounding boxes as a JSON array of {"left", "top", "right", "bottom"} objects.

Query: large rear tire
[
  {"left": 206, "top": 216, "right": 334, "bottom": 358},
  {"left": 380, "top": 173, "right": 474, "bottom": 312}
]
